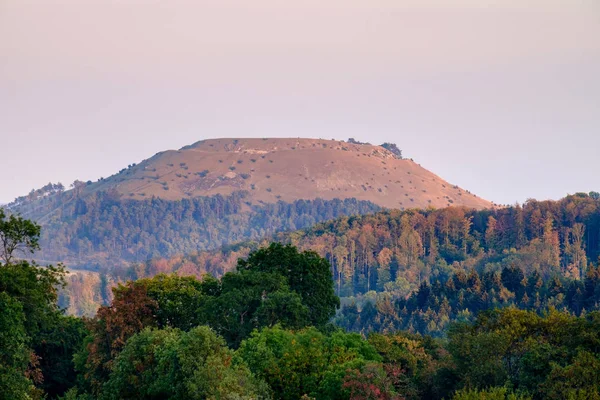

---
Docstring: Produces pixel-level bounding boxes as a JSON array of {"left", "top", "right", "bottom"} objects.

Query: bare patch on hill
[{"left": 86, "top": 138, "right": 492, "bottom": 210}]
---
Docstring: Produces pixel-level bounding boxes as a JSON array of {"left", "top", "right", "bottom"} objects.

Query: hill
[
  {"left": 77, "top": 138, "right": 490, "bottom": 209},
  {"left": 7, "top": 138, "right": 491, "bottom": 273}
]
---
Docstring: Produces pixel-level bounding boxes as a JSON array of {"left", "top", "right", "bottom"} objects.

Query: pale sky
[{"left": 1, "top": 0, "right": 599, "bottom": 205}]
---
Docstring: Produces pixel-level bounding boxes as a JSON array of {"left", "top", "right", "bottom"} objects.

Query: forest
[
  {"left": 59, "top": 192, "right": 600, "bottom": 317},
  {"left": 2, "top": 207, "right": 600, "bottom": 399},
  {"left": 0, "top": 212, "right": 600, "bottom": 400},
  {"left": 10, "top": 187, "right": 380, "bottom": 269}
]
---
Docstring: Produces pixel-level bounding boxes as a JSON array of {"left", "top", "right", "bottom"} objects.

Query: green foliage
[
  {"left": 237, "top": 326, "right": 380, "bottom": 400},
  {"left": 367, "top": 332, "right": 444, "bottom": 399},
  {"left": 0, "top": 261, "right": 66, "bottom": 338},
  {"left": 0, "top": 210, "right": 84, "bottom": 399},
  {"left": 5, "top": 205, "right": 600, "bottom": 400},
  {"left": 541, "top": 350, "right": 600, "bottom": 400},
  {"left": 0, "top": 262, "right": 75, "bottom": 397},
  {"left": 13, "top": 191, "right": 379, "bottom": 271},
  {"left": 0, "top": 292, "right": 33, "bottom": 399},
  {"left": 138, "top": 274, "right": 206, "bottom": 330},
  {"left": 101, "top": 326, "right": 268, "bottom": 400},
  {"left": 78, "top": 243, "right": 340, "bottom": 397},
  {"left": 444, "top": 308, "right": 600, "bottom": 399},
  {"left": 452, "top": 387, "right": 531, "bottom": 400},
  {"left": 0, "top": 208, "right": 41, "bottom": 264},
  {"left": 200, "top": 270, "right": 311, "bottom": 347},
  {"left": 237, "top": 243, "right": 340, "bottom": 326},
  {"left": 36, "top": 317, "right": 87, "bottom": 398}
]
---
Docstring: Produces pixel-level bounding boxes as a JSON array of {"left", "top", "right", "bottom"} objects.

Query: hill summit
[{"left": 89, "top": 138, "right": 491, "bottom": 210}]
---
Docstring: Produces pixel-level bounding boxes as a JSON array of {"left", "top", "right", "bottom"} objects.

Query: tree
[
  {"left": 0, "top": 210, "right": 81, "bottom": 399},
  {"left": 78, "top": 282, "right": 158, "bottom": 394},
  {"left": 237, "top": 243, "right": 340, "bottom": 326},
  {"left": 200, "top": 270, "right": 310, "bottom": 347},
  {"left": 0, "top": 292, "right": 34, "bottom": 399},
  {"left": 342, "top": 363, "right": 405, "bottom": 400},
  {"left": 0, "top": 208, "right": 41, "bottom": 264},
  {"left": 377, "top": 248, "right": 393, "bottom": 291},
  {"left": 485, "top": 216, "right": 497, "bottom": 252},
  {"left": 541, "top": 350, "right": 600, "bottom": 399},
  {"left": 138, "top": 274, "right": 205, "bottom": 331},
  {"left": 237, "top": 326, "right": 381, "bottom": 400},
  {"left": 380, "top": 143, "right": 403, "bottom": 159},
  {"left": 31, "top": 317, "right": 86, "bottom": 399}
]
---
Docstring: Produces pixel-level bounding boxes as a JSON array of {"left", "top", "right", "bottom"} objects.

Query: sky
[{"left": 1, "top": 0, "right": 599, "bottom": 205}]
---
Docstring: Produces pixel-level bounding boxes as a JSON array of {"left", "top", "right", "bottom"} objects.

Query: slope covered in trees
[
  {"left": 57, "top": 192, "right": 600, "bottom": 317},
  {"left": 115, "top": 192, "right": 600, "bottom": 285},
  {"left": 2, "top": 212, "right": 600, "bottom": 399},
  {"left": 16, "top": 190, "right": 379, "bottom": 270},
  {"left": 8, "top": 138, "right": 492, "bottom": 271}
]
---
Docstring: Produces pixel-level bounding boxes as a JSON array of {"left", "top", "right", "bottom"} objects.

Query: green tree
[
  {"left": 100, "top": 326, "right": 268, "bottom": 400},
  {"left": 237, "top": 326, "right": 380, "bottom": 400},
  {"left": 0, "top": 209, "right": 81, "bottom": 399},
  {"left": 237, "top": 243, "right": 340, "bottom": 326},
  {"left": 0, "top": 292, "right": 33, "bottom": 399},
  {"left": 0, "top": 208, "right": 41, "bottom": 264},
  {"left": 200, "top": 270, "right": 310, "bottom": 347}
]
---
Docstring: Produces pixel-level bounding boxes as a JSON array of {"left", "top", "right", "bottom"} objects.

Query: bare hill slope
[{"left": 89, "top": 138, "right": 491, "bottom": 210}]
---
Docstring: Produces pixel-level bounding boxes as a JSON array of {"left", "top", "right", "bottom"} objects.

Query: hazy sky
[{"left": 1, "top": 0, "right": 599, "bottom": 205}]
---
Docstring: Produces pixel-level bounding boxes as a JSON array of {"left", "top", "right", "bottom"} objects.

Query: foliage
[
  {"left": 0, "top": 208, "right": 41, "bottom": 264},
  {"left": 237, "top": 326, "right": 381, "bottom": 399},
  {"left": 452, "top": 387, "right": 531, "bottom": 400},
  {"left": 15, "top": 190, "right": 379, "bottom": 270},
  {"left": 100, "top": 326, "right": 268, "bottom": 400},
  {"left": 59, "top": 194, "right": 600, "bottom": 315},
  {"left": 342, "top": 363, "right": 405, "bottom": 400},
  {"left": 200, "top": 270, "right": 311, "bottom": 347},
  {"left": 367, "top": 332, "right": 445, "bottom": 399},
  {"left": 36, "top": 317, "right": 87, "bottom": 398},
  {"left": 0, "top": 292, "right": 33, "bottom": 399},
  {"left": 237, "top": 243, "right": 340, "bottom": 326},
  {"left": 380, "top": 143, "right": 402, "bottom": 159},
  {"left": 444, "top": 308, "right": 600, "bottom": 399},
  {"left": 5, "top": 202, "right": 600, "bottom": 399},
  {"left": 0, "top": 208, "right": 85, "bottom": 399}
]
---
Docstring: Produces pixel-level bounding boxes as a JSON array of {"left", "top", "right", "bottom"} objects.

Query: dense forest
[
  {"left": 10, "top": 188, "right": 379, "bottom": 268},
  {"left": 57, "top": 192, "right": 600, "bottom": 316},
  {"left": 2, "top": 210, "right": 600, "bottom": 399}
]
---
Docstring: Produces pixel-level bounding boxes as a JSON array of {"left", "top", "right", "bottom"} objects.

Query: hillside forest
[
  {"left": 2, "top": 209, "right": 600, "bottom": 399},
  {"left": 11, "top": 188, "right": 379, "bottom": 269},
  {"left": 58, "top": 192, "right": 600, "bottom": 326}
]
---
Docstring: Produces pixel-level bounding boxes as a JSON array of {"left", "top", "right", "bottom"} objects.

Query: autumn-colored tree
[
  {"left": 343, "top": 363, "right": 406, "bottom": 400},
  {"left": 78, "top": 283, "right": 158, "bottom": 393}
]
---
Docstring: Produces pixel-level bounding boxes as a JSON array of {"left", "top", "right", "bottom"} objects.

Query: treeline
[
  {"left": 58, "top": 192, "right": 600, "bottom": 316},
  {"left": 118, "top": 192, "right": 600, "bottom": 289},
  {"left": 16, "top": 189, "right": 379, "bottom": 269},
  {"left": 336, "top": 261, "right": 600, "bottom": 336},
  {"left": 6, "top": 182, "right": 66, "bottom": 209},
  {"left": 2, "top": 210, "right": 600, "bottom": 399}
]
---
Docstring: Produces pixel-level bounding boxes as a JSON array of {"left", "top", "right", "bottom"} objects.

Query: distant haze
[{"left": 1, "top": 0, "right": 599, "bottom": 205}]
